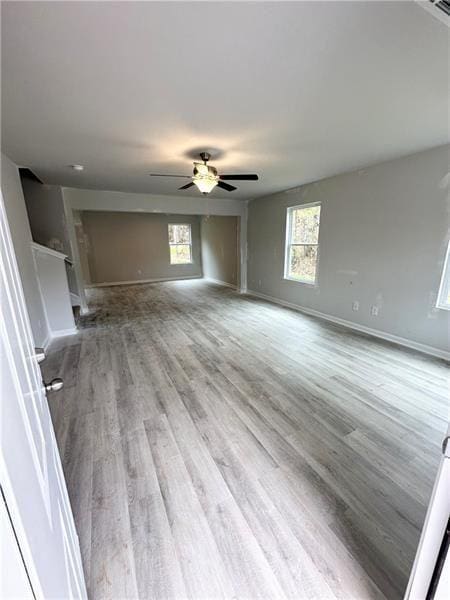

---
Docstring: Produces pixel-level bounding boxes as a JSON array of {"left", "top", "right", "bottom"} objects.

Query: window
[
  {"left": 168, "top": 224, "right": 192, "bottom": 264},
  {"left": 284, "top": 202, "right": 321, "bottom": 284},
  {"left": 436, "top": 241, "right": 450, "bottom": 310}
]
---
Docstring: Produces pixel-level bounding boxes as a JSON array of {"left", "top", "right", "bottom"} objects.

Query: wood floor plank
[
  {"left": 144, "top": 414, "right": 236, "bottom": 599},
  {"left": 149, "top": 341, "right": 293, "bottom": 599},
  {"left": 91, "top": 450, "right": 139, "bottom": 600},
  {"left": 196, "top": 416, "right": 339, "bottom": 600},
  {"left": 122, "top": 425, "right": 187, "bottom": 599},
  {"left": 44, "top": 280, "right": 448, "bottom": 599}
]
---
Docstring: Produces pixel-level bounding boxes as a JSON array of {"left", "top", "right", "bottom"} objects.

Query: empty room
[{"left": 1, "top": 2, "right": 449, "bottom": 600}]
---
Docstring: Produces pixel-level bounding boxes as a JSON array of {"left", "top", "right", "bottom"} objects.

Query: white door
[
  {"left": 405, "top": 425, "right": 450, "bottom": 599},
  {"left": 0, "top": 191, "right": 87, "bottom": 599},
  {"left": 1, "top": 489, "right": 33, "bottom": 600}
]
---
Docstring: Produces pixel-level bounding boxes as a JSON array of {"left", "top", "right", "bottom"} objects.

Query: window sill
[
  {"left": 283, "top": 275, "right": 316, "bottom": 287},
  {"left": 436, "top": 303, "right": 450, "bottom": 311},
  {"left": 170, "top": 262, "right": 193, "bottom": 266}
]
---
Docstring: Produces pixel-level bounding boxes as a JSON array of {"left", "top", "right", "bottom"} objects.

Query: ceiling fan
[{"left": 150, "top": 152, "right": 259, "bottom": 194}]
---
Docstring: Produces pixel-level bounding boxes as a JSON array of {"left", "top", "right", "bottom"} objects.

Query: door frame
[{"left": 405, "top": 427, "right": 450, "bottom": 599}]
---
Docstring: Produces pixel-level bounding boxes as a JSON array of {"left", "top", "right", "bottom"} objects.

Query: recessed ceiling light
[{"left": 70, "top": 164, "right": 84, "bottom": 171}]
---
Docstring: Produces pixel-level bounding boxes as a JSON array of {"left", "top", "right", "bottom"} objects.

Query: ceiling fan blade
[
  {"left": 150, "top": 173, "right": 191, "bottom": 178},
  {"left": 217, "top": 180, "right": 237, "bottom": 192},
  {"left": 219, "top": 174, "right": 259, "bottom": 181},
  {"left": 179, "top": 182, "right": 195, "bottom": 190}
]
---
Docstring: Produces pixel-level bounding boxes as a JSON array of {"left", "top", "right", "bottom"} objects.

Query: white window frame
[
  {"left": 168, "top": 223, "right": 193, "bottom": 265},
  {"left": 284, "top": 201, "right": 321, "bottom": 285},
  {"left": 436, "top": 240, "right": 450, "bottom": 310}
]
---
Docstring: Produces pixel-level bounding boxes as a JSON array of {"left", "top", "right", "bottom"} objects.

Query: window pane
[
  {"left": 169, "top": 224, "right": 191, "bottom": 244},
  {"left": 291, "top": 206, "right": 321, "bottom": 244},
  {"left": 288, "top": 245, "right": 318, "bottom": 283},
  {"left": 170, "top": 244, "right": 192, "bottom": 264},
  {"left": 177, "top": 225, "right": 191, "bottom": 244}
]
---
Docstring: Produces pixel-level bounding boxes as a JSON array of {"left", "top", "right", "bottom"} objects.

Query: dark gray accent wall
[
  {"left": 80, "top": 211, "right": 202, "bottom": 285},
  {"left": 247, "top": 145, "right": 450, "bottom": 354}
]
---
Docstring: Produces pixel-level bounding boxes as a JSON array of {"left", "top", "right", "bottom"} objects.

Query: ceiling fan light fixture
[
  {"left": 193, "top": 175, "right": 218, "bottom": 194},
  {"left": 194, "top": 162, "right": 209, "bottom": 176}
]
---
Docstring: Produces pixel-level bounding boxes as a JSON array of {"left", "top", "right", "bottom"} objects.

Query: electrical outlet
[
  {"left": 371, "top": 305, "right": 379, "bottom": 316},
  {"left": 352, "top": 301, "right": 359, "bottom": 311}
]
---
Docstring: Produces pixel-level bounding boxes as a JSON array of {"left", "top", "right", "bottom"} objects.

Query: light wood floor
[{"left": 44, "top": 280, "right": 449, "bottom": 600}]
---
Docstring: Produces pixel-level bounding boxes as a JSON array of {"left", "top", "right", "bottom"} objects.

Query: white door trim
[{"left": 405, "top": 427, "right": 450, "bottom": 599}]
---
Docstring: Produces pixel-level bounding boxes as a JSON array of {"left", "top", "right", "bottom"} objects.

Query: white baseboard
[
  {"left": 246, "top": 289, "right": 450, "bottom": 362},
  {"left": 42, "top": 327, "right": 78, "bottom": 351},
  {"left": 51, "top": 327, "right": 78, "bottom": 339},
  {"left": 86, "top": 275, "right": 201, "bottom": 288},
  {"left": 204, "top": 277, "right": 237, "bottom": 290}
]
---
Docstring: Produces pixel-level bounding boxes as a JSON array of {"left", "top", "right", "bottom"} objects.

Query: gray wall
[
  {"left": 201, "top": 216, "right": 239, "bottom": 287},
  {"left": 80, "top": 211, "right": 202, "bottom": 285},
  {"left": 1, "top": 153, "right": 49, "bottom": 346},
  {"left": 247, "top": 145, "right": 450, "bottom": 354},
  {"left": 21, "top": 177, "right": 79, "bottom": 296},
  {"left": 62, "top": 186, "right": 248, "bottom": 294},
  {"left": 73, "top": 211, "right": 92, "bottom": 286}
]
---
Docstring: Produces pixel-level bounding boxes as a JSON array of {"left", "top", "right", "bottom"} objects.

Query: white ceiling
[{"left": 2, "top": 1, "right": 449, "bottom": 201}]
